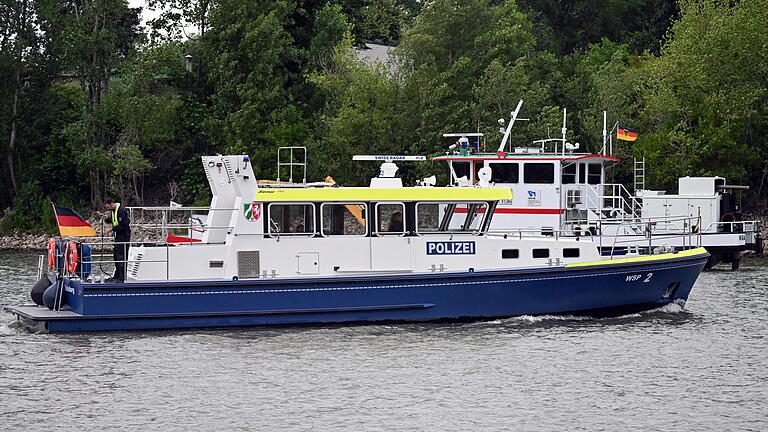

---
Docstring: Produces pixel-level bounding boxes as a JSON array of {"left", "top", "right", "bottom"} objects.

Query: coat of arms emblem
[{"left": 244, "top": 202, "right": 261, "bottom": 221}]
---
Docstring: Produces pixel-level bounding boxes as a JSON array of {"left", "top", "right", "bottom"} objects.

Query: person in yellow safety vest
[{"left": 103, "top": 198, "right": 131, "bottom": 282}]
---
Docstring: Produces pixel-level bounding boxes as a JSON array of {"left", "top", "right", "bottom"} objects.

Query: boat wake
[
  {"left": 484, "top": 302, "right": 690, "bottom": 327},
  {"left": 511, "top": 314, "right": 593, "bottom": 323},
  {"left": 0, "top": 319, "right": 23, "bottom": 335}
]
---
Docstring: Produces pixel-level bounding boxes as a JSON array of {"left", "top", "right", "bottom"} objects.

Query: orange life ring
[
  {"left": 47, "top": 238, "right": 57, "bottom": 270},
  {"left": 64, "top": 241, "right": 79, "bottom": 275}
]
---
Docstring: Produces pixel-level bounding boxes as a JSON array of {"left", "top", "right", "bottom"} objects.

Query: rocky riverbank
[
  {"left": 0, "top": 211, "right": 176, "bottom": 251},
  {"left": 0, "top": 233, "right": 50, "bottom": 251}
]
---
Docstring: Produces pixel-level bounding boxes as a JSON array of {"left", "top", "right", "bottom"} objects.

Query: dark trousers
[{"left": 113, "top": 240, "right": 130, "bottom": 281}]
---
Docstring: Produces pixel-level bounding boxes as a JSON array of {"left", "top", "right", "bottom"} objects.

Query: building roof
[
  {"left": 355, "top": 42, "right": 394, "bottom": 64},
  {"left": 354, "top": 43, "right": 398, "bottom": 75},
  {"left": 254, "top": 187, "right": 512, "bottom": 202}
]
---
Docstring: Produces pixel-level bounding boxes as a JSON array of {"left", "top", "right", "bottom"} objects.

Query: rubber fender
[
  {"left": 30, "top": 277, "right": 50, "bottom": 306},
  {"left": 42, "top": 281, "right": 69, "bottom": 310},
  {"left": 68, "top": 279, "right": 83, "bottom": 295}
]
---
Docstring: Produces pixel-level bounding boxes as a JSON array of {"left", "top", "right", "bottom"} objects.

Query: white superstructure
[
  {"left": 432, "top": 101, "right": 761, "bottom": 268},
  {"left": 124, "top": 154, "right": 605, "bottom": 282}
]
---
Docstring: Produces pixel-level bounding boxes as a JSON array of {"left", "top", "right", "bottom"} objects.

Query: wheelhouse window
[
  {"left": 416, "top": 202, "right": 488, "bottom": 233},
  {"left": 321, "top": 203, "right": 366, "bottom": 236},
  {"left": 451, "top": 161, "right": 471, "bottom": 183},
  {"left": 587, "top": 163, "right": 602, "bottom": 185},
  {"left": 375, "top": 203, "right": 405, "bottom": 235},
  {"left": 579, "top": 163, "right": 586, "bottom": 183},
  {"left": 268, "top": 203, "right": 315, "bottom": 235},
  {"left": 562, "top": 163, "right": 576, "bottom": 184},
  {"left": 523, "top": 163, "right": 555, "bottom": 184},
  {"left": 489, "top": 163, "right": 519, "bottom": 183}
]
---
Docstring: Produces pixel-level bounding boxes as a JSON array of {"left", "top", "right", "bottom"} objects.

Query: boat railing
[
  {"left": 702, "top": 220, "right": 761, "bottom": 235},
  {"left": 41, "top": 239, "right": 175, "bottom": 283},
  {"left": 578, "top": 183, "right": 642, "bottom": 222},
  {"left": 125, "top": 205, "right": 238, "bottom": 244},
  {"left": 604, "top": 215, "right": 701, "bottom": 258},
  {"left": 485, "top": 228, "right": 598, "bottom": 242}
]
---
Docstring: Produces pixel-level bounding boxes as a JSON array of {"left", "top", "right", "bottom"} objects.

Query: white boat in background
[{"left": 431, "top": 100, "right": 762, "bottom": 269}]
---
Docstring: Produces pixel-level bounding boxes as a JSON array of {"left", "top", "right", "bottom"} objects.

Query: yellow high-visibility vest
[{"left": 111, "top": 203, "right": 121, "bottom": 227}]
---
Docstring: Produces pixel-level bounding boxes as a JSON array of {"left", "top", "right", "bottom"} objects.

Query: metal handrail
[
  {"left": 702, "top": 220, "right": 761, "bottom": 233},
  {"left": 607, "top": 215, "right": 701, "bottom": 259},
  {"left": 576, "top": 183, "right": 642, "bottom": 222}
]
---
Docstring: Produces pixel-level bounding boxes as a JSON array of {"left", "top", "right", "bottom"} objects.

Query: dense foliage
[{"left": 1, "top": 0, "right": 766, "bottom": 233}]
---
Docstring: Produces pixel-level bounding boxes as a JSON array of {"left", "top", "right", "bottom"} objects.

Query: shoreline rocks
[
  {"left": 0, "top": 233, "right": 50, "bottom": 251},
  {"left": 0, "top": 211, "right": 171, "bottom": 251}
]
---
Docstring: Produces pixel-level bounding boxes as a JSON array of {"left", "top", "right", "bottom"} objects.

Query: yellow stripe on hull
[{"left": 565, "top": 247, "right": 709, "bottom": 268}]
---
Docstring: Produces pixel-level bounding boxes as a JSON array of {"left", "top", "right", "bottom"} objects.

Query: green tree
[
  {"left": 634, "top": 0, "right": 767, "bottom": 196},
  {"left": 59, "top": 0, "right": 141, "bottom": 206}
]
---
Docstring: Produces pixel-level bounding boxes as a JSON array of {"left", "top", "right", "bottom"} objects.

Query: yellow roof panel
[{"left": 254, "top": 187, "right": 513, "bottom": 202}]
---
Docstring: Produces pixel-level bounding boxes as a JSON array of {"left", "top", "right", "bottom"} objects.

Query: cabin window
[
  {"left": 416, "top": 202, "right": 488, "bottom": 233},
  {"left": 416, "top": 203, "right": 441, "bottom": 232},
  {"left": 375, "top": 203, "right": 405, "bottom": 235},
  {"left": 588, "top": 163, "right": 602, "bottom": 185},
  {"left": 579, "top": 164, "right": 586, "bottom": 183},
  {"left": 562, "top": 163, "right": 577, "bottom": 184},
  {"left": 532, "top": 248, "right": 550, "bottom": 258},
  {"left": 451, "top": 162, "right": 471, "bottom": 183},
  {"left": 489, "top": 163, "right": 519, "bottom": 183},
  {"left": 523, "top": 163, "right": 555, "bottom": 184},
  {"left": 268, "top": 203, "right": 315, "bottom": 235},
  {"left": 563, "top": 248, "right": 580, "bottom": 258},
  {"left": 502, "top": 249, "right": 519, "bottom": 259},
  {"left": 321, "top": 203, "right": 366, "bottom": 236}
]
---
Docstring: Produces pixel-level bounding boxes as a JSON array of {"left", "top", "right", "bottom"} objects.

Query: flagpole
[
  {"left": 51, "top": 202, "right": 63, "bottom": 239},
  {"left": 50, "top": 202, "right": 65, "bottom": 311},
  {"left": 609, "top": 121, "right": 619, "bottom": 155},
  {"left": 602, "top": 111, "right": 607, "bottom": 155}
]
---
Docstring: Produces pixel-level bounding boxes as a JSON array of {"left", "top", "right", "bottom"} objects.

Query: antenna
[
  {"left": 353, "top": 155, "right": 427, "bottom": 188},
  {"left": 602, "top": 111, "right": 608, "bottom": 155},
  {"left": 561, "top": 108, "right": 567, "bottom": 156}
]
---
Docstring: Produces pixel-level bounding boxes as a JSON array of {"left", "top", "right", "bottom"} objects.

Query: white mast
[
  {"left": 497, "top": 99, "right": 524, "bottom": 153},
  {"left": 602, "top": 111, "right": 608, "bottom": 155},
  {"left": 561, "top": 108, "right": 567, "bottom": 156}
]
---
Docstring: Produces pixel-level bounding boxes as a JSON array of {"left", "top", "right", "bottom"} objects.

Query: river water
[{"left": 0, "top": 251, "right": 766, "bottom": 431}]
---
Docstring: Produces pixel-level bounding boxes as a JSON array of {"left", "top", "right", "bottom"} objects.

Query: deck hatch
[{"left": 237, "top": 251, "right": 260, "bottom": 278}]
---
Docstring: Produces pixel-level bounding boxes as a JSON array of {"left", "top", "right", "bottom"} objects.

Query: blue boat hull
[{"left": 10, "top": 252, "right": 708, "bottom": 332}]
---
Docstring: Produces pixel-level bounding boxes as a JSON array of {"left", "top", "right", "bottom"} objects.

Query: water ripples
[{"left": 1, "top": 251, "right": 767, "bottom": 431}]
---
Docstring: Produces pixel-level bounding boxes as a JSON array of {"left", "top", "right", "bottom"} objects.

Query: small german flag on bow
[
  {"left": 617, "top": 126, "right": 638, "bottom": 142},
  {"left": 52, "top": 204, "right": 96, "bottom": 237}
]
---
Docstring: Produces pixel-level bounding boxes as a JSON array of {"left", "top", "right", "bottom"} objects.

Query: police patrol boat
[
  {"left": 6, "top": 151, "right": 709, "bottom": 332},
  {"left": 433, "top": 100, "right": 762, "bottom": 270}
]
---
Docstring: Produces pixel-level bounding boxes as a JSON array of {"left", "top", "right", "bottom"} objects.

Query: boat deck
[{"left": 5, "top": 305, "right": 81, "bottom": 320}]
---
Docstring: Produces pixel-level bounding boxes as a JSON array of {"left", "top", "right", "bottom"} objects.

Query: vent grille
[
  {"left": 238, "top": 251, "right": 260, "bottom": 278},
  {"left": 129, "top": 253, "right": 143, "bottom": 278}
]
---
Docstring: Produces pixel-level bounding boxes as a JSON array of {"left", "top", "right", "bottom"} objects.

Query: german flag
[
  {"left": 52, "top": 204, "right": 96, "bottom": 237},
  {"left": 617, "top": 127, "right": 638, "bottom": 142}
]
